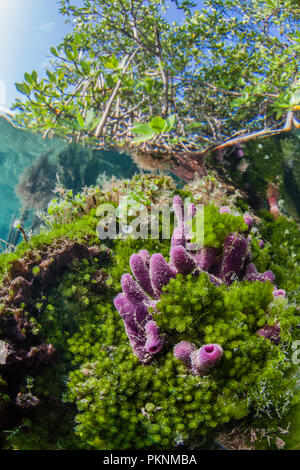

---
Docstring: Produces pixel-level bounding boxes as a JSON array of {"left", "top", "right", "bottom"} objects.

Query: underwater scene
[{"left": 0, "top": 0, "right": 299, "bottom": 453}]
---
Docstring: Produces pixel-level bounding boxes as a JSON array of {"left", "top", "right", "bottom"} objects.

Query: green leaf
[
  {"left": 106, "top": 75, "right": 116, "bottom": 88},
  {"left": 64, "top": 48, "right": 74, "bottom": 61},
  {"left": 290, "top": 90, "right": 300, "bottom": 106},
  {"left": 133, "top": 134, "right": 156, "bottom": 144},
  {"left": 85, "top": 109, "right": 95, "bottom": 127},
  {"left": 77, "top": 112, "right": 85, "bottom": 128},
  {"left": 81, "top": 61, "right": 91, "bottom": 75},
  {"left": 50, "top": 47, "right": 59, "bottom": 57},
  {"left": 150, "top": 116, "right": 166, "bottom": 133},
  {"left": 105, "top": 55, "right": 119, "bottom": 70},
  {"left": 189, "top": 122, "right": 203, "bottom": 129},
  {"left": 15, "top": 82, "right": 31, "bottom": 96},
  {"left": 163, "top": 114, "right": 176, "bottom": 133},
  {"left": 131, "top": 123, "right": 156, "bottom": 137},
  {"left": 24, "top": 73, "right": 33, "bottom": 85},
  {"left": 31, "top": 71, "right": 38, "bottom": 82},
  {"left": 47, "top": 71, "right": 56, "bottom": 83}
]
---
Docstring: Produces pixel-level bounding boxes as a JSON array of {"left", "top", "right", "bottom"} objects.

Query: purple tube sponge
[
  {"left": 257, "top": 324, "right": 281, "bottom": 345},
  {"left": 219, "top": 206, "right": 231, "bottom": 215},
  {"left": 170, "top": 245, "right": 198, "bottom": 275},
  {"left": 193, "top": 246, "right": 218, "bottom": 272},
  {"left": 121, "top": 273, "right": 149, "bottom": 305},
  {"left": 171, "top": 227, "right": 186, "bottom": 248},
  {"left": 114, "top": 294, "right": 146, "bottom": 360},
  {"left": 130, "top": 254, "right": 156, "bottom": 298},
  {"left": 114, "top": 293, "right": 153, "bottom": 362},
  {"left": 219, "top": 233, "right": 249, "bottom": 284},
  {"left": 114, "top": 194, "right": 280, "bottom": 364},
  {"left": 173, "top": 195, "right": 185, "bottom": 226},
  {"left": 144, "top": 321, "right": 163, "bottom": 355},
  {"left": 243, "top": 214, "right": 253, "bottom": 229},
  {"left": 114, "top": 293, "right": 135, "bottom": 319},
  {"left": 171, "top": 196, "right": 186, "bottom": 248},
  {"left": 188, "top": 203, "right": 196, "bottom": 218},
  {"left": 149, "top": 254, "right": 175, "bottom": 295},
  {"left": 244, "top": 264, "right": 275, "bottom": 283},
  {"left": 135, "top": 303, "right": 150, "bottom": 325},
  {"left": 273, "top": 289, "right": 286, "bottom": 298},
  {"left": 138, "top": 249, "right": 150, "bottom": 267},
  {"left": 191, "top": 344, "right": 224, "bottom": 375},
  {"left": 173, "top": 341, "right": 196, "bottom": 369}
]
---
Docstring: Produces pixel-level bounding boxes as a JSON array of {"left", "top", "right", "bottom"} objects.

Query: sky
[
  {"left": 0, "top": 0, "right": 187, "bottom": 112},
  {"left": 0, "top": 0, "right": 73, "bottom": 109}
]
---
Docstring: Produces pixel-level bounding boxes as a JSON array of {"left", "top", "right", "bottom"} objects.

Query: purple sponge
[
  {"left": 145, "top": 321, "right": 163, "bottom": 355},
  {"left": 174, "top": 341, "right": 197, "bottom": 369},
  {"left": 191, "top": 344, "right": 223, "bottom": 375},
  {"left": 149, "top": 254, "right": 175, "bottom": 295},
  {"left": 130, "top": 254, "right": 156, "bottom": 298}
]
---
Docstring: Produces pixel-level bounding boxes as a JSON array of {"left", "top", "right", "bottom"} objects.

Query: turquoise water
[{"left": 0, "top": 116, "right": 139, "bottom": 243}]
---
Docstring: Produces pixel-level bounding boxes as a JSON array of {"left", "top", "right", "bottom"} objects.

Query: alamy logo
[
  {"left": 0, "top": 80, "right": 6, "bottom": 105},
  {"left": 96, "top": 197, "right": 204, "bottom": 248}
]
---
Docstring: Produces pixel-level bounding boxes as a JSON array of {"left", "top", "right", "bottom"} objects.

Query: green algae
[{"left": 0, "top": 174, "right": 299, "bottom": 450}]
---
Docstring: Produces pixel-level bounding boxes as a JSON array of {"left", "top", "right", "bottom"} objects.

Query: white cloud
[{"left": 39, "top": 22, "right": 56, "bottom": 32}]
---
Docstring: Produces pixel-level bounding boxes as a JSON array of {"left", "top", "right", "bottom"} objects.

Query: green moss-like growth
[
  {"left": 0, "top": 174, "right": 299, "bottom": 450},
  {"left": 201, "top": 205, "right": 247, "bottom": 248},
  {"left": 66, "top": 274, "right": 297, "bottom": 449},
  {"left": 252, "top": 211, "right": 300, "bottom": 304}
]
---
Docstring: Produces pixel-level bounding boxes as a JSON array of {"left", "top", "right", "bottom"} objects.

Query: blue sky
[
  {"left": 0, "top": 0, "right": 187, "bottom": 111},
  {"left": 0, "top": 0, "right": 73, "bottom": 109}
]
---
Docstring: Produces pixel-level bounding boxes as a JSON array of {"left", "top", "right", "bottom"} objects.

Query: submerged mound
[{"left": 0, "top": 174, "right": 299, "bottom": 450}]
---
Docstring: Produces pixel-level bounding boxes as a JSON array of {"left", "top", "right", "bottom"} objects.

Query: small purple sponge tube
[
  {"left": 114, "top": 294, "right": 144, "bottom": 359},
  {"left": 171, "top": 226, "right": 186, "bottom": 248},
  {"left": 257, "top": 324, "right": 281, "bottom": 345},
  {"left": 173, "top": 341, "right": 197, "bottom": 369},
  {"left": 170, "top": 245, "right": 198, "bottom": 275},
  {"left": 243, "top": 214, "right": 253, "bottom": 229},
  {"left": 113, "top": 292, "right": 134, "bottom": 319},
  {"left": 219, "top": 233, "right": 249, "bottom": 284},
  {"left": 173, "top": 195, "right": 184, "bottom": 226},
  {"left": 188, "top": 203, "right": 196, "bottom": 219},
  {"left": 144, "top": 320, "right": 163, "bottom": 355},
  {"left": 219, "top": 206, "right": 231, "bottom": 215},
  {"left": 273, "top": 289, "right": 286, "bottom": 298},
  {"left": 138, "top": 249, "right": 150, "bottom": 267},
  {"left": 244, "top": 264, "right": 275, "bottom": 283},
  {"left": 193, "top": 246, "right": 218, "bottom": 271},
  {"left": 121, "top": 273, "right": 149, "bottom": 305},
  {"left": 114, "top": 293, "right": 154, "bottom": 362},
  {"left": 130, "top": 254, "right": 156, "bottom": 298},
  {"left": 191, "top": 344, "right": 223, "bottom": 375},
  {"left": 171, "top": 196, "right": 186, "bottom": 247},
  {"left": 149, "top": 254, "right": 175, "bottom": 295}
]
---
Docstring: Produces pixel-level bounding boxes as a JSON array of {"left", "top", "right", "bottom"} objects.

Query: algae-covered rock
[{"left": 0, "top": 174, "right": 298, "bottom": 450}]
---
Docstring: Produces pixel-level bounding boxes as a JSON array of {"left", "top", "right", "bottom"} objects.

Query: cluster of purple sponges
[
  {"left": 174, "top": 341, "right": 224, "bottom": 375},
  {"left": 114, "top": 195, "right": 281, "bottom": 367}
]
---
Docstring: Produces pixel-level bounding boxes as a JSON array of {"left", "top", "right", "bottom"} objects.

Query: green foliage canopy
[{"left": 13, "top": 0, "right": 300, "bottom": 155}]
